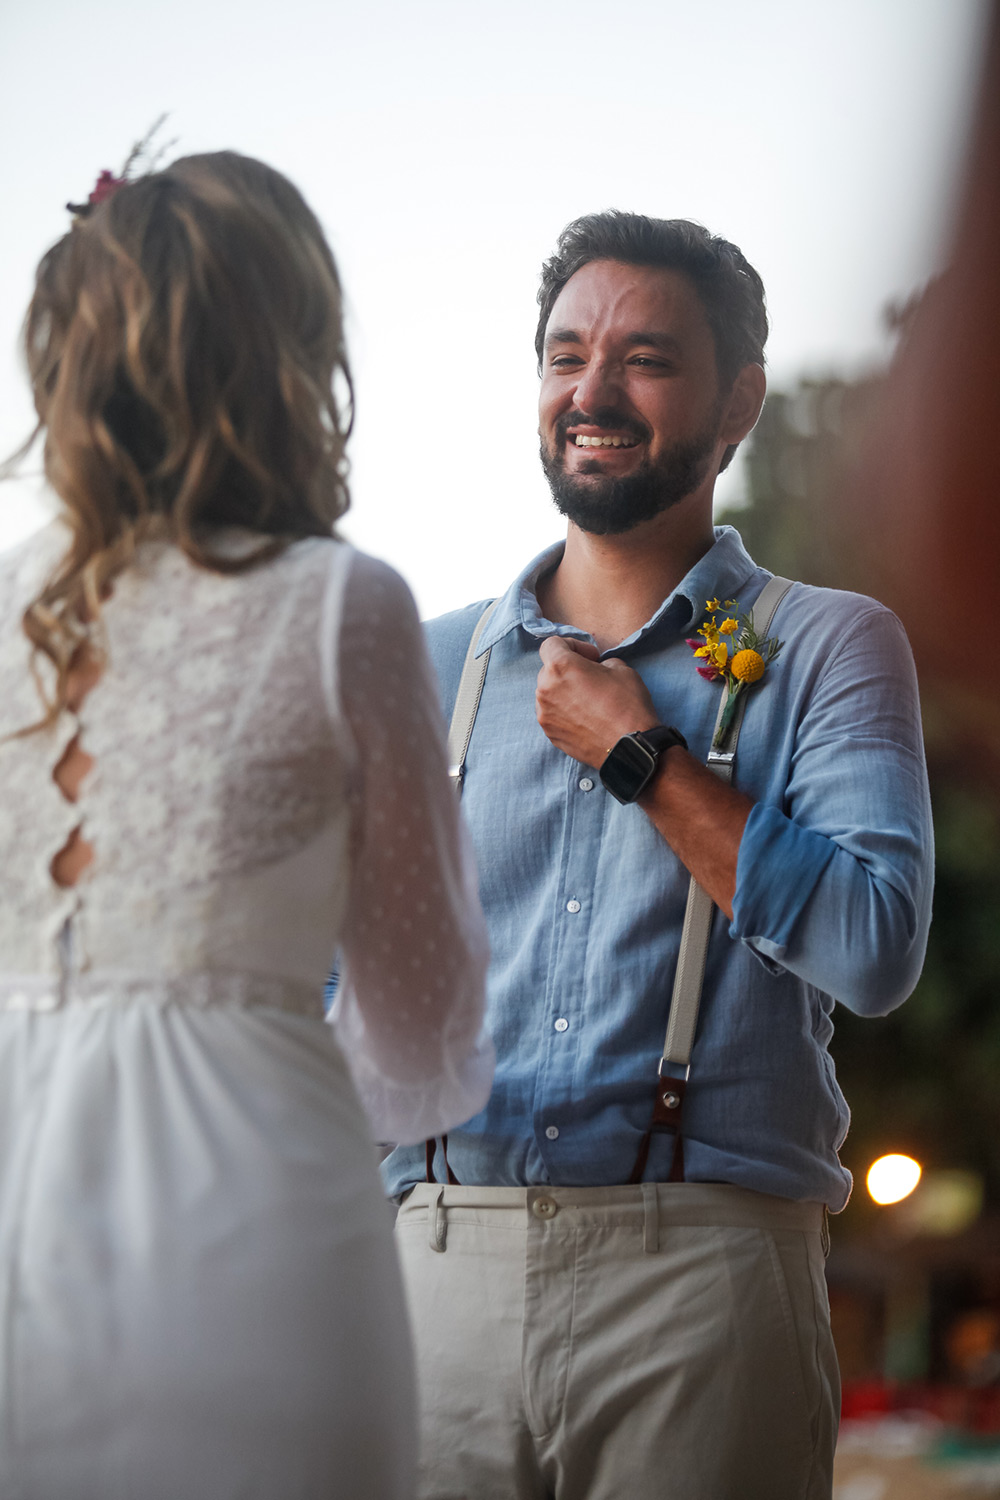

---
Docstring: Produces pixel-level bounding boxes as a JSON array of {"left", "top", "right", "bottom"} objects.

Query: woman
[{"left": 0, "top": 151, "right": 492, "bottom": 1499}]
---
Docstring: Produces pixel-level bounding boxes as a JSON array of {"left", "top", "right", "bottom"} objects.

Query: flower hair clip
[
  {"left": 66, "top": 114, "right": 174, "bottom": 221},
  {"left": 686, "top": 597, "right": 784, "bottom": 748}
]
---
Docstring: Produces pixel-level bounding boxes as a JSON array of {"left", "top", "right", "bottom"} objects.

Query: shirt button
[
  {"left": 532, "top": 1196, "right": 558, "bottom": 1218},
  {"left": 578, "top": 777, "right": 594, "bottom": 792},
  {"left": 566, "top": 899, "right": 581, "bottom": 914},
  {"left": 554, "top": 1017, "right": 569, "bottom": 1032},
  {"left": 545, "top": 1125, "right": 560, "bottom": 1139}
]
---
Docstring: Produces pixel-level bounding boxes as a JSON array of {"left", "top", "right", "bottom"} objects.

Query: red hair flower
[{"left": 89, "top": 170, "right": 126, "bottom": 205}]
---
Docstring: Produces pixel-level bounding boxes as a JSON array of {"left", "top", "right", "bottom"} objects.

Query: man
[{"left": 383, "top": 212, "right": 933, "bottom": 1500}]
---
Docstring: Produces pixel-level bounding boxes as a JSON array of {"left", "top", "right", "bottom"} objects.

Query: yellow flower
[
  {"left": 732, "top": 648, "right": 765, "bottom": 684},
  {"left": 712, "top": 642, "right": 729, "bottom": 670},
  {"left": 705, "top": 598, "right": 721, "bottom": 612},
  {"left": 698, "top": 623, "right": 720, "bottom": 644},
  {"left": 718, "top": 617, "right": 739, "bottom": 636}
]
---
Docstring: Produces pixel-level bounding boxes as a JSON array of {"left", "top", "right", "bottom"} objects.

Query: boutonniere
[{"left": 686, "top": 597, "right": 784, "bottom": 748}]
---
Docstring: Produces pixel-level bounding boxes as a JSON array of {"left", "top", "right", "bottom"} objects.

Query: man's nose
[{"left": 571, "top": 358, "right": 621, "bottom": 415}]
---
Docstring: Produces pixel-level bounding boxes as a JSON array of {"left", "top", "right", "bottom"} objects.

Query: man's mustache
[{"left": 554, "top": 409, "right": 651, "bottom": 445}]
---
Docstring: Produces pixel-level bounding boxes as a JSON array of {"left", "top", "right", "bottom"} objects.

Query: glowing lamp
[{"left": 866, "top": 1154, "right": 922, "bottom": 1205}]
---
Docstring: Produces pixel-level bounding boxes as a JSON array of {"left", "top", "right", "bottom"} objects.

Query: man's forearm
[{"left": 637, "top": 748, "right": 752, "bottom": 920}]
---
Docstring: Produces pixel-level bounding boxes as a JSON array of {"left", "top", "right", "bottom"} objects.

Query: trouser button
[{"left": 532, "top": 1196, "right": 557, "bottom": 1219}]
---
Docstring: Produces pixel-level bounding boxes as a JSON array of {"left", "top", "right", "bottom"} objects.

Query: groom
[{"left": 384, "top": 211, "right": 934, "bottom": 1500}]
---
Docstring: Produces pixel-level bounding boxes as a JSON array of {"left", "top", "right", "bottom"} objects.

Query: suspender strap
[
  {"left": 629, "top": 575, "right": 793, "bottom": 1184},
  {"left": 447, "top": 600, "right": 499, "bottom": 795},
  {"left": 427, "top": 601, "right": 499, "bottom": 1184}
]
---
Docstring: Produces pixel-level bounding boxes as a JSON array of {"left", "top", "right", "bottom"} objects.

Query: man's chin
[
  {"left": 540, "top": 426, "right": 720, "bottom": 535},
  {"left": 543, "top": 467, "right": 680, "bottom": 537}
]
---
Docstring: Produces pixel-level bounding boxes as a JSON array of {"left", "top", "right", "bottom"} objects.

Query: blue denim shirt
[{"left": 382, "top": 527, "right": 933, "bottom": 1210}]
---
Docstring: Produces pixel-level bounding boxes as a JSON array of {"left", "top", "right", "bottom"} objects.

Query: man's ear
[{"left": 719, "top": 363, "right": 766, "bottom": 446}]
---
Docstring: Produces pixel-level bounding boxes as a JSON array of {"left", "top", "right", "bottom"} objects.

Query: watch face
[{"left": 600, "top": 735, "right": 656, "bottom": 804}]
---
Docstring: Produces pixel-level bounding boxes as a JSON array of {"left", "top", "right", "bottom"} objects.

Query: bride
[{"left": 0, "top": 150, "right": 492, "bottom": 1499}]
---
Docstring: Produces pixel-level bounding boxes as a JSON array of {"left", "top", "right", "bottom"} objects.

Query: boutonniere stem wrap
[{"left": 686, "top": 597, "right": 784, "bottom": 749}]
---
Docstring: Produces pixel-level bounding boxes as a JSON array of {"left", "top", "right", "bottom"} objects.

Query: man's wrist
[{"left": 600, "top": 724, "right": 688, "bottom": 804}]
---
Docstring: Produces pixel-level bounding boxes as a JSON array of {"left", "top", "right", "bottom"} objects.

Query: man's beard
[{"left": 540, "top": 406, "right": 722, "bottom": 536}]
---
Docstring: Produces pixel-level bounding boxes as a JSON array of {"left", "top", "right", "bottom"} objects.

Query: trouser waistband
[{"left": 398, "top": 1181, "right": 829, "bottom": 1255}]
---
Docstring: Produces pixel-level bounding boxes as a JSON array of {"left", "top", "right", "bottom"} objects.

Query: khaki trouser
[{"left": 396, "top": 1181, "right": 839, "bottom": 1500}]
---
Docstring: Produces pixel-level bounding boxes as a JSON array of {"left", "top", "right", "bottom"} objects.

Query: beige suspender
[
  {"left": 629, "top": 573, "right": 793, "bottom": 1183},
  {"left": 659, "top": 574, "right": 792, "bottom": 1072},
  {"left": 447, "top": 600, "right": 498, "bottom": 794}
]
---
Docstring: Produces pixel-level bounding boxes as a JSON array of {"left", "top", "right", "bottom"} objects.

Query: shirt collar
[{"left": 475, "top": 525, "right": 761, "bottom": 657}]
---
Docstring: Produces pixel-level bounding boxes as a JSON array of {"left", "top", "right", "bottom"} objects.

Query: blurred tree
[{"left": 718, "top": 374, "right": 1000, "bottom": 1213}]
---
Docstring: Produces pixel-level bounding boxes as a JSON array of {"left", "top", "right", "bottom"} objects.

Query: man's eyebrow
[
  {"left": 543, "top": 327, "right": 683, "bottom": 355},
  {"left": 544, "top": 327, "right": 583, "bottom": 348},
  {"left": 625, "top": 331, "right": 683, "bottom": 355}
]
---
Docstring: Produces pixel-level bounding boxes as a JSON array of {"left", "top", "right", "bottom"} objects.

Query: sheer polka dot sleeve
[{"left": 325, "top": 549, "right": 494, "bottom": 1144}]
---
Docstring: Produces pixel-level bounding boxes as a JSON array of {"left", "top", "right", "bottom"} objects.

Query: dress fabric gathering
[{"left": 0, "top": 526, "right": 493, "bottom": 1500}]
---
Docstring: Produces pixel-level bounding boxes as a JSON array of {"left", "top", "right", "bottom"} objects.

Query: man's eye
[
  {"left": 550, "top": 355, "right": 583, "bottom": 369},
  {"left": 629, "top": 356, "right": 669, "bottom": 369}
]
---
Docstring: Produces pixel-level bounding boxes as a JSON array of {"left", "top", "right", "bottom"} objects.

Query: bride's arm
[{"left": 325, "top": 548, "right": 494, "bottom": 1145}]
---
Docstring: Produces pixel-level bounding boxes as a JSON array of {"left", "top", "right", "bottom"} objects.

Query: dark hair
[
  {"left": 535, "top": 211, "right": 768, "bottom": 471},
  {"left": 9, "top": 150, "right": 352, "bottom": 729}
]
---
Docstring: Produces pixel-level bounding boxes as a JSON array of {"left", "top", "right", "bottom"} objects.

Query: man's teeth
[{"left": 573, "top": 434, "right": 638, "bottom": 448}]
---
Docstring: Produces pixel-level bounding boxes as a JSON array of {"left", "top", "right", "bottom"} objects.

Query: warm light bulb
[{"left": 867, "top": 1154, "right": 922, "bottom": 1205}]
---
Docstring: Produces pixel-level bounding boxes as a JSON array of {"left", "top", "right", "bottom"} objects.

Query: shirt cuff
[{"left": 730, "top": 802, "right": 838, "bottom": 962}]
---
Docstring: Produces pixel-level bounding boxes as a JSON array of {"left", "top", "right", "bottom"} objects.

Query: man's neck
[{"left": 536, "top": 502, "right": 716, "bottom": 653}]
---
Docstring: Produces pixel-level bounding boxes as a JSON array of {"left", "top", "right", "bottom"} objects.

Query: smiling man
[{"left": 384, "top": 213, "right": 934, "bottom": 1500}]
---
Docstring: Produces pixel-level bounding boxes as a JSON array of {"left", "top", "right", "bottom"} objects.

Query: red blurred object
[
  {"left": 842, "top": 1379, "right": 1000, "bottom": 1435},
  {"left": 89, "top": 169, "right": 125, "bottom": 205}
]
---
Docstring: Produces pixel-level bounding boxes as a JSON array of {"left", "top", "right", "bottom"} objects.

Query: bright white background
[{"left": 0, "top": 0, "right": 987, "bottom": 615}]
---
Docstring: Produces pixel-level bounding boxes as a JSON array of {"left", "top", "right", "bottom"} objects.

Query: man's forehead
[{"left": 544, "top": 259, "right": 706, "bottom": 344}]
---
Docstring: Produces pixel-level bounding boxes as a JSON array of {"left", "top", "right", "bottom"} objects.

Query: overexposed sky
[{"left": 0, "top": 0, "right": 986, "bottom": 614}]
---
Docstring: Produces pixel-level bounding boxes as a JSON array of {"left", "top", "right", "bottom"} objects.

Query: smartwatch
[{"left": 599, "top": 724, "right": 688, "bottom": 805}]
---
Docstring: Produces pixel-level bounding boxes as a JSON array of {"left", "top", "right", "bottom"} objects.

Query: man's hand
[
  {"left": 535, "top": 636, "right": 659, "bottom": 768},
  {"left": 536, "top": 634, "right": 751, "bottom": 917}
]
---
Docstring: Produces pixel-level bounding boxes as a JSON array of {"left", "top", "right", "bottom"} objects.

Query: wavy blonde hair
[{"left": 8, "top": 150, "right": 353, "bottom": 729}]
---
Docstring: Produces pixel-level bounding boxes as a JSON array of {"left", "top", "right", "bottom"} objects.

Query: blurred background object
[{"left": 716, "top": 16, "right": 1000, "bottom": 1492}]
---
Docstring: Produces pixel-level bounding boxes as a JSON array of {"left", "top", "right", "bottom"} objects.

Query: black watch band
[{"left": 599, "top": 724, "right": 688, "bottom": 805}]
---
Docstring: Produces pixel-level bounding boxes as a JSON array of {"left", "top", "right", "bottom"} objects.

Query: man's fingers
[{"left": 538, "top": 635, "right": 601, "bottom": 665}]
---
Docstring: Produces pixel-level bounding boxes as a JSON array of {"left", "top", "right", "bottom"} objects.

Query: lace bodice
[{"left": 0, "top": 525, "right": 492, "bottom": 1142}]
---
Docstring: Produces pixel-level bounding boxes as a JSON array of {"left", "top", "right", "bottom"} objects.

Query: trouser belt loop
[
  {"left": 641, "top": 1182, "right": 660, "bottom": 1254},
  {"left": 428, "top": 1185, "right": 446, "bottom": 1253}
]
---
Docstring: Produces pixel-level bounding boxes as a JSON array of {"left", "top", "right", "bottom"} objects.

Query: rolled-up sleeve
[{"left": 731, "top": 604, "right": 933, "bottom": 1015}]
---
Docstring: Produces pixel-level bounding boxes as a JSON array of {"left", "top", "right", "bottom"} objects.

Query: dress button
[
  {"left": 578, "top": 777, "right": 594, "bottom": 792},
  {"left": 554, "top": 1017, "right": 569, "bottom": 1033},
  {"left": 545, "top": 1125, "right": 560, "bottom": 1140},
  {"left": 532, "top": 1196, "right": 558, "bottom": 1218},
  {"left": 566, "top": 899, "right": 581, "bottom": 914}
]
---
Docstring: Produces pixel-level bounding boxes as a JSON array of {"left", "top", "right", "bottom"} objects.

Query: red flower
[
  {"left": 696, "top": 663, "right": 722, "bottom": 681},
  {"left": 89, "top": 170, "right": 125, "bottom": 205}
]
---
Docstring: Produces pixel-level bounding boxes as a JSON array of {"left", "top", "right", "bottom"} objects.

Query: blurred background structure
[
  {"left": 3, "top": 1, "right": 998, "bottom": 1493},
  {"left": 720, "top": 10, "right": 1000, "bottom": 1489}
]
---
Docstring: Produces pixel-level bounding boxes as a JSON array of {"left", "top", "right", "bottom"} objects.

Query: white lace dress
[{"left": 0, "top": 525, "right": 493, "bottom": 1500}]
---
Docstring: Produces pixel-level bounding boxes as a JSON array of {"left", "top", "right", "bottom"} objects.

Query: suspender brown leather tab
[{"left": 628, "top": 1074, "right": 687, "bottom": 1184}]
